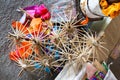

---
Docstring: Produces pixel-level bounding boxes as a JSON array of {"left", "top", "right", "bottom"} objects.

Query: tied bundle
[{"left": 8, "top": 3, "right": 109, "bottom": 79}]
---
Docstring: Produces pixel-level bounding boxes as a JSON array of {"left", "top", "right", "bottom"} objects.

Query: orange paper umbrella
[
  {"left": 12, "top": 21, "right": 29, "bottom": 34},
  {"left": 9, "top": 41, "right": 33, "bottom": 62},
  {"left": 28, "top": 18, "right": 43, "bottom": 34},
  {"left": 9, "top": 49, "right": 22, "bottom": 62},
  {"left": 18, "top": 41, "right": 33, "bottom": 58},
  {"left": 20, "top": 41, "right": 40, "bottom": 58}
]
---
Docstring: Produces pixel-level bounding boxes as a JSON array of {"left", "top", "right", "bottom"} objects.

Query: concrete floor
[{"left": 0, "top": 0, "right": 120, "bottom": 80}]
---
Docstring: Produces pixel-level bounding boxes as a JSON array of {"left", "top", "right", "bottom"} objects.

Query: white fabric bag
[
  {"left": 55, "top": 62, "right": 81, "bottom": 80},
  {"left": 104, "top": 69, "right": 118, "bottom": 80},
  {"left": 74, "top": 63, "right": 87, "bottom": 80}
]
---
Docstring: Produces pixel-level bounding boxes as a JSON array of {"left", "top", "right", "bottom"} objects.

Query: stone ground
[{"left": 0, "top": 0, "right": 120, "bottom": 80}]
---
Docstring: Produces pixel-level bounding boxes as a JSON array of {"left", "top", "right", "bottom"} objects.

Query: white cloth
[
  {"left": 55, "top": 63, "right": 81, "bottom": 80},
  {"left": 104, "top": 69, "right": 118, "bottom": 80},
  {"left": 55, "top": 62, "right": 118, "bottom": 80},
  {"left": 74, "top": 64, "right": 87, "bottom": 80}
]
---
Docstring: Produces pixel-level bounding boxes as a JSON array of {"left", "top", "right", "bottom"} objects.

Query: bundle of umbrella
[{"left": 8, "top": 4, "right": 111, "bottom": 79}]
